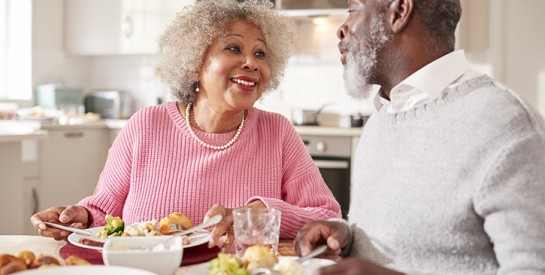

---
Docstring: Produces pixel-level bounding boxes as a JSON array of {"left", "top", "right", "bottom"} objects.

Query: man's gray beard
[
  {"left": 344, "top": 52, "right": 375, "bottom": 99},
  {"left": 343, "top": 14, "right": 391, "bottom": 99}
]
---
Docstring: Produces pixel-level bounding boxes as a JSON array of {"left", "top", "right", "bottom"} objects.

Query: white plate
[
  {"left": 68, "top": 227, "right": 212, "bottom": 251},
  {"left": 183, "top": 256, "right": 335, "bottom": 275},
  {"left": 16, "top": 265, "right": 157, "bottom": 275}
]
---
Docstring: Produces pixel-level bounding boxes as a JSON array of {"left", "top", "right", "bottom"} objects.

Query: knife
[
  {"left": 168, "top": 214, "right": 222, "bottom": 236},
  {"left": 44, "top": 222, "right": 94, "bottom": 236}
]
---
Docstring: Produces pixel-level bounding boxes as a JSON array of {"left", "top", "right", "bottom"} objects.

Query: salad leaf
[{"left": 208, "top": 253, "right": 249, "bottom": 275}]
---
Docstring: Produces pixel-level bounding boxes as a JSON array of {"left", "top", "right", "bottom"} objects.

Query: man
[{"left": 295, "top": 0, "right": 545, "bottom": 274}]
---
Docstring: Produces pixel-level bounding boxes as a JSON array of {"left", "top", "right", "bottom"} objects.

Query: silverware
[
  {"left": 44, "top": 222, "right": 93, "bottom": 236},
  {"left": 296, "top": 244, "right": 328, "bottom": 263},
  {"left": 168, "top": 214, "right": 222, "bottom": 235}
]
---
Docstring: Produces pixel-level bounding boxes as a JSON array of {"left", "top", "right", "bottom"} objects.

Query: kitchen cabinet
[
  {"left": 39, "top": 128, "right": 109, "bottom": 209},
  {"left": 0, "top": 142, "right": 25, "bottom": 234},
  {"left": 64, "top": 0, "right": 195, "bottom": 55},
  {"left": 21, "top": 140, "right": 41, "bottom": 235},
  {"left": 0, "top": 132, "right": 46, "bottom": 235}
]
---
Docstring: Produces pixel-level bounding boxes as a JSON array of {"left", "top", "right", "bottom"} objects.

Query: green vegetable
[
  {"left": 96, "top": 215, "right": 125, "bottom": 237},
  {"left": 208, "top": 253, "right": 249, "bottom": 275}
]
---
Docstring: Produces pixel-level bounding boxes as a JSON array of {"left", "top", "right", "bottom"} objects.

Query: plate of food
[
  {"left": 17, "top": 265, "right": 157, "bottom": 275},
  {"left": 184, "top": 245, "right": 335, "bottom": 275},
  {"left": 67, "top": 213, "right": 212, "bottom": 251},
  {"left": 68, "top": 228, "right": 212, "bottom": 251}
]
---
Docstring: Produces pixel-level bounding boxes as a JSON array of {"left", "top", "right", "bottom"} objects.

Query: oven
[{"left": 301, "top": 135, "right": 351, "bottom": 219}]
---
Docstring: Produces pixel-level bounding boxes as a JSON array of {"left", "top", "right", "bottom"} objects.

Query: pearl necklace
[{"left": 185, "top": 103, "right": 245, "bottom": 150}]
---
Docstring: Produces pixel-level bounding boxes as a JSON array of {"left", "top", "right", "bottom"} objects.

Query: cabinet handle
[
  {"left": 64, "top": 132, "right": 84, "bottom": 138},
  {"left": 32, "top": 187, "right": 39, "bottom": 214},
  {"left": 123, "top": 15, "right": 133, "bottom": 38}
]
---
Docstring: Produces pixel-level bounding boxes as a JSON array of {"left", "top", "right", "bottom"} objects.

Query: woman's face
[{"left": 198, "top": 21, "right": 270, "bottom": 111}]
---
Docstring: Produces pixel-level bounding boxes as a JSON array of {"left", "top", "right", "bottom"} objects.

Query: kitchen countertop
[
  {"left": 41, "top": 120, "right": 364, "bottom": 136},
  {"left": 2, "top": 120, "right": 364, "bottom": 138},
  {"left": 0, "top": 130, "right": 48, "bottom": 143},
  {"left": 295, "top": 125, "right": 363, "bottom": 137},
  {"left": 39, "top": 119, "right": 127, "bottom": 130}
]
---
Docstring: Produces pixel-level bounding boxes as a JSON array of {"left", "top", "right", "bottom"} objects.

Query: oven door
[{"left": 314, "top": 157, "right": 350, "bottom": 219}]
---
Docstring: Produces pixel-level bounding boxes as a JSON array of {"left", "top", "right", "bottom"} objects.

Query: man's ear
[{"left": 387, "top": 0, "right": 414, "bottom": 33}]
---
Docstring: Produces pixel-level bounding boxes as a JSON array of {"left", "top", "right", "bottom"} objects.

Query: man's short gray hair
[{"left": 414, "top": 0, "right": 462, "bottom": 55}]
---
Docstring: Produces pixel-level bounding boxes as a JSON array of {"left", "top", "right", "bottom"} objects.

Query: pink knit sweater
[{"left": 79, "top": 101, "right": 341, "bottom": 238}]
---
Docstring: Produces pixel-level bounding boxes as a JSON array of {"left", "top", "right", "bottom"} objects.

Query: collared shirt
[{"left": 374, "top": 50, "right": 483, "bottom": 113}]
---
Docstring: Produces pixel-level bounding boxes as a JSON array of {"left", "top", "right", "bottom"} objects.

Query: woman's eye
[
  {"left": 225, "top": 46, "right": 240, "bottom": 52},
  {"left": 255, "top": 51, "right": 266, "bottom": 58}
]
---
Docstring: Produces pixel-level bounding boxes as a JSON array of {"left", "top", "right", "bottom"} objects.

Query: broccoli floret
[{"left": 97, "top": 215, "right": 125, "bottom": 237}]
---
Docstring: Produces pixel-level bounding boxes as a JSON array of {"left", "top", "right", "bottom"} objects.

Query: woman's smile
[{"left": 230, "top": 76, "right": 259, "bottom": 91}]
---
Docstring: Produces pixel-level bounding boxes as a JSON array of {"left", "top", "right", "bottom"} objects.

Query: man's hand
[
  {"left": 316, "top": 257, "right": 404, "bottom": 275},
  {"left": 295, "top": 220, "right": 351, "bottom": 261}
]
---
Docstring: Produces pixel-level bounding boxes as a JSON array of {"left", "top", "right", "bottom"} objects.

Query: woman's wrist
[{"left": 76, "top": 205, "right": 92, "bottom": 228}]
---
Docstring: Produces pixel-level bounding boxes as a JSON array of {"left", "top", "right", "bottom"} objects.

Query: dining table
[{"left": 0, "top": 235, "right": 297, "bottom": 274}]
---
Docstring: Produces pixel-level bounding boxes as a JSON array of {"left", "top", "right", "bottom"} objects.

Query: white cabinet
[
  {"left": 64, "top": 0, "right": 195, "bottom": 55},
  {"left": 21, "top": 140, "right": 41, "bottom": 235},
  {"left": 0, "top": 135, "right": 44, "bottom": 235},
  {"left": 0, "top": 142, "right": 25, "bottom": 234},
  {"left": 39, "top": 128, "right": 109, "bottom": 209}
]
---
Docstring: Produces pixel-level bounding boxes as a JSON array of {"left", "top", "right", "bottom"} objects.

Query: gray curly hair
[{"left": 157, "top": 0, "right": 297, "bottom": 104}]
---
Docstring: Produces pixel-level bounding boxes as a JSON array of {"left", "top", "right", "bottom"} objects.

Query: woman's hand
[
  {"left": 30, "top": 205, "right": 89, "bottom": 240},
  {"left": 204, "top": 200, "right": 266, "bottom": 251}
]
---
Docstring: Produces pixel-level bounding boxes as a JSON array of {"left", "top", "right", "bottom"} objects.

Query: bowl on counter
[{"left": 102, "top": 236, "right": 183, "bottom": 275}]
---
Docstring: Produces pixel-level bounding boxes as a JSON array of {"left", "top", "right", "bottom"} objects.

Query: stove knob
[{"left": 316, "top": 141, "right": 326, "bottom": 152}]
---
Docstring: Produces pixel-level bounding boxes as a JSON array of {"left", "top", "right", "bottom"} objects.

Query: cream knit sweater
[{"left": 348, "top": 76, "right": 545, "bottom": 274}]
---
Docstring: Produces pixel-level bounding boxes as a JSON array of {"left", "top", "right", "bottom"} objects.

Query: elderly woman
[{"left": 31, "top": 0, "right": 341, "bottom": 250}]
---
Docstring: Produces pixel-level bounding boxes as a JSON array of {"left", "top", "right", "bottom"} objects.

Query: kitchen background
[
  {"left": 1, "top": 0, "right": 545, "bottom": 235},
  {"left": 7, "top": 0, "right": 545, "bottom": 118}
]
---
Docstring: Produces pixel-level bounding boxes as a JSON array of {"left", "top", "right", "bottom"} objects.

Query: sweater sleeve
[
  {"left": 77, "top": 115, "right": 137, "bottom": 227},
  {"left": 247, "top": 121, "right": 342, "bottom": 238},
  {"left": 473, "top": 131, "right": 545, "bottom": 273}
]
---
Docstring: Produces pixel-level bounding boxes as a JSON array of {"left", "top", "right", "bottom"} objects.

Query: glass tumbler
[{"left": 232, "top": 208, "right": 282, "bottom": 258}]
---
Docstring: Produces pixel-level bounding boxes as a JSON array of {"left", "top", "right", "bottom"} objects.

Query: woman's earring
[{"left": 195, "top": 82, "right": 200, "bottom": 92}]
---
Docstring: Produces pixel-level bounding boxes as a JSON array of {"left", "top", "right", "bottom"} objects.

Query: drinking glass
[{"left": 232, "top": 208, "right": 281, "bottom": 258}]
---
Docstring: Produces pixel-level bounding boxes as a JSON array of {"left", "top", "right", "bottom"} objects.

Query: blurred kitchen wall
[
  {"left": 31, "top": 0, "right": 90, "bottom": 108},
  {"left": 458, "top": 0, "right": 545, "bottom": 115},
  {"left": 30, "top": 0, "right": 545, "bottom": 117}
]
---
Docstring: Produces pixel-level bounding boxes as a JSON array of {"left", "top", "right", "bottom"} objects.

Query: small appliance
[
  {"left": 35, "top": 84, "right": 83, "bottom": 109},
  {"left": 84, "top": 90, "right": 134, "bottom": 119}
]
